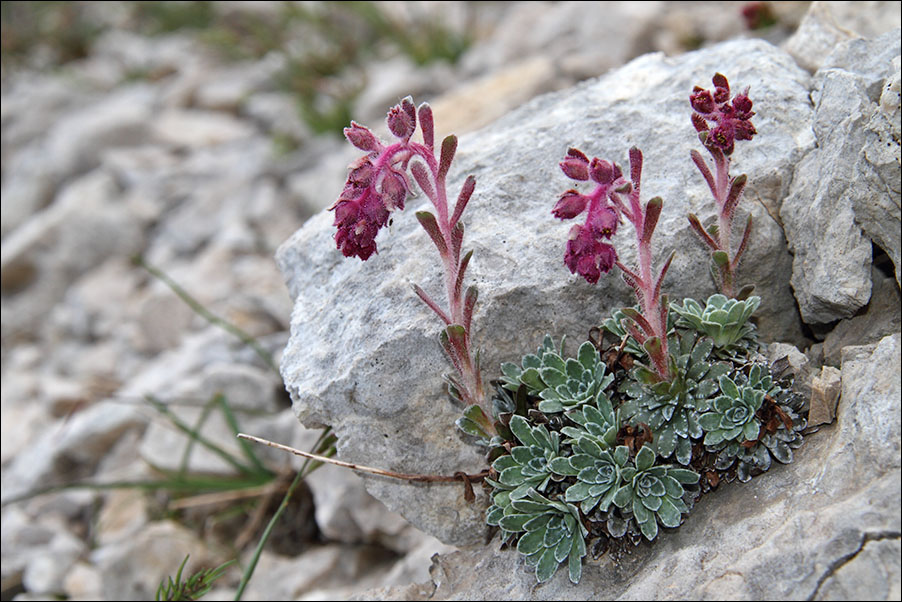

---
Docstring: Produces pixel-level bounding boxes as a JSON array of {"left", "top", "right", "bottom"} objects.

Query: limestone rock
[
  {"left": 822, "top": 268, "right": 902, "bottom": 366},
  {"left": 278, "top": 39, "right": 813, "bottom": 546},
  {"left": 808, "top": 366, "right": 843, "bottom": 426},
  {"left": 783, "top": 1, "right": 902, "bottom": 72},
  {"left": 781, "top": 30, "right": 901, "bottom": 324}
]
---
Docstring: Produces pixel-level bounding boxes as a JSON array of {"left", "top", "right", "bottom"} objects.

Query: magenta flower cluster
[
  {"left": 688, "top": 73, "right": 758, "bottom": 298},
  {"left": 329, "top": 100, "right": 420, "bottom": 260},
  {"left": 553, "top": 149, "right": 628, "bottom": 284},
  {"left": 329, "top": 97, "right": 489, "bottom": 418},
  {"left": 690, "top": 73, "right": 756, "bottom": 156}
]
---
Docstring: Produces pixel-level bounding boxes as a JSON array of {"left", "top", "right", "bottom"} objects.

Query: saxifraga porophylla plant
[{"left": 323, "top": 74, "right": 807, "bottom": 587}]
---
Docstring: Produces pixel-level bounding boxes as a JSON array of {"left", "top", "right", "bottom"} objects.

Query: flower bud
[
  {"left": 387, "top": 104, "right": 415, "bottom": 140},
  {"left": 560, "top": 148, "right": 590, "bottom": 181},
  {"left": 589, "top": 158, "right": 615, "bottom": 184},
  {"left": 344, "top": 122, "right": 380, "bottom": 151},
  {"left": 690, "top": 89, "right": 715, "bottom": 114},
  {"left": 380, "top": 170, "right": 408, "bottom": 211},
  {"left": 552, "top": 190, "right": 588, "bottom": 219}
]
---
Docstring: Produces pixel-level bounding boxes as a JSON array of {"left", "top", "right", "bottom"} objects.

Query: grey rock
[
  {"left": 822, "top": 268, "right": 902, "bottom": 366},
  {"left": 91, "top": 520, "right": 215, "bottom": 602},
  {"left": 856, "top": 57, "right": 901, "bottom": 288},
  {"left": 21, "top": 529, "right": 85, "bottom": 595},
  {"left": 306, "top": 464, "right": 423, "bottom": 552},
  {"left": 360, "top": 333, "right": 901, "bottom": 600},
  {"left": 781, "top": 30, "right": 901, "bottom": 324},
  {"left": 817, "top": 538, "right": 902, "bottom": 601},
  {"left": 0, "top": 169, "right": 147, "bottom": 338},
  {"left": 0, "top": 400, "right": 146, "bottom": 504},
  {"left": 1, "top": 84, "right": 155, "bottom": 237},
  {"left": 278, "top": 39, "right": 813, "bottom": 546},
  {"left": 783, "top": 1, "right": 902, "bottom": 72}
]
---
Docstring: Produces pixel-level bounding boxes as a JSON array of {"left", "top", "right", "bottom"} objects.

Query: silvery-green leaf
[
  {"left": 509, "top": 482, "right": 534, "bottom": 500},
  {"left": 613, "top": 485, "right": 632, "bottom": 508},
  {"left": 743, "top": 421, "right": 761, "bottom": 442},
  {"left": 707, "top": 363, "right": 731, "bottom": 380},
  {"left": 661, "top": 475, "right": 684, "bottom": 498},
  {"left": 544, "top": 525, "right": 566, "bottom": 547},
  {"left": 699, "top": 412, "right": 722, "bottom": 431},
  {"left": 641, "top": 494, "right": 662, "bottom": 512},
  {"left": 486, "top": 505, "right": 504, "bottom": 526},
  {"left": 501, "top": 362, "right": 522, "bottom": 380},
  {"left": 554, "top": 534, "right": 572, "bottom": 563},
  {"left": 565, "top": 358, "right": 584, "bottom": 380},
  {"left": 598, "top": 487, "right": 618, "bottom": 512},
  {"left": 520, "top": 367, "right": 544, "bottom": 392},
  {"left": 672, "top": 411, "right": 689, "bottom": 438},
  {"left": 565, "top": 481, "right": 592, "bottom": 502},
  {"left": 499, "top": 513, "right": 531, "bottom": 532},
  {"left": 639, "top": 516, "right": 659, "bottom": 541},
  {"left": 549, "top": 457, "right": 578, "bottom": 476},
  {"left": 771, "top": 440, "right": 793, "bottom": 463},
  {"left": 704, "top": 429, "right": 725, "bottom": 446},
  {"left": 523, "top": 513, "right": 553, "bottom": 532},
  {"left": 719, "top": 375, "right": 740, "bottom": 400},
  {"left": 656, "top": 425, "right": 677, "bottom": 458},
  {"left": 509, "top": 415, "right": 537, "bottom": 447},
  {"left": 656, "top": 497, "right": 680, "bottom": 528},
  {"left": 688, "top": 412, "right": 703, "bottom": 438},
  {"left": 510, "top": 446, "right": 536, "bottom": 465},
  {"left": 537, "top": 399, "right": 565, "bottom": 413},
  {"left": 568, "top": 542, "right": 582, "bottom": 584},
  {"left": 517, "top": 529, "right": 545, "bottom": 555},
  {"left": 613, "top": 445, "right": 629, "bottom": 466},
  {"left": 676, "top": 437, "right": 693, "bottom": 465},
  {"left": 632, "top": 498, "right": 651, "bottom": 523},
  {"left": 511, "top": 498, "right": 551, "bottom": 514},
  {"left": 498, "top": 466, "right": 526, "bottom": 486},
  {"left": 635, "top": 445, "right": 655, "bottom": 471},
  {"left": 540, "top": 367, "right": 568, "bottom": 388},
  {"left": 668, "top": 468, "right": 700, "bottom": 484},
  {"left": 536, "top": 548, "right": 559, "bottom": 583},
  {"left": 522, "top": 354, "right": 541, "bottom": 369}
]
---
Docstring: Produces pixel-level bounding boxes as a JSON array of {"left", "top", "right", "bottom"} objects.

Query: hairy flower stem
[
  {"left": 610, "top": 148, "right": 673, "bottom": 381},
  {"left": 688, "top": 147, "right": 752, "bottom": 299},
  {"left": 332, "top": 98, "right": 486, "bottom": 416}
]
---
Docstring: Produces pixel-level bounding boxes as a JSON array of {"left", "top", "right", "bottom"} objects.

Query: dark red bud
[
  {"left": 552, "top": 190, "right": 588, "bottom": 219},
  {"left": 560, "top": 158, "right": 590, "bottom": 181},
  {"left": 387, "top": 105, "right": 415, "bottom": 140},
  {"left": 589, "top": 158, "right": 615, "bottom": 184},
  {"left": 690, "top": 89, "right": 715, "bottom": 114},
  {"left": 691, "top": 112, "right": 709, "bottom": 133},
  {"left": 712, "top": 73, "right": 730, "bottom": 93},
  {"left": 566, "top": 147, "right": 590, "bottom": 162},
  {"left": 344, "top": 122, "right": 380, "bottom": 152}
]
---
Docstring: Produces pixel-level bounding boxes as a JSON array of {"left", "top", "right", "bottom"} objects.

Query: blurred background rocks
[{"left": 1, "top": 2, "right": 899, "bottom": 600}]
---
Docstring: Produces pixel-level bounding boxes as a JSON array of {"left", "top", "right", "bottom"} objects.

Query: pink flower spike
[{"left": 552, "top": 190, "right": 589, "bottom": 220}]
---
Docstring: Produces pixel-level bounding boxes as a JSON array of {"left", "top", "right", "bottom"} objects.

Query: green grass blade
[{"left": 146, "top": 395, "right": 262, "bottom": 477}]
